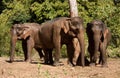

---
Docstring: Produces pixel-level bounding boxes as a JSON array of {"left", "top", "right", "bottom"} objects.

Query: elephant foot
[
  {"left": 101, "top": 64, "right": 108, "bottom": 68},
  {"left": 9, "top": 58, "right": 14, "bottom": 63},
  {"left": 9, "top": 60, "right": 14, "bottom": 63},
  {"left": 44, "top": 60, "right": 54, "bottom": 65},
  {"left": 89, "top": 63, "right": 96, "bottom": 67},
  {"left": 49, "top": 60, "right": 54, "bottom": 65},
  {"left": 44, "top": 61, "right": 49, "bottom": 64},
  {"left": 25, "top": 59, "right": 31, "bottom": 63},
  {"left": 68, "top": 63, "right": 74, "bottom": 67},
  {"left": 72, "top": 61, "right": 77, "bottom": 66},
  {"left": 53, "top": 61, "right": 63, "bottom": 66},
  {"left": 67, "top": 61, "right": 75, "bottom": 67},
  {"left": 40, "top": 57, "right": 44, "bottom": 61}
]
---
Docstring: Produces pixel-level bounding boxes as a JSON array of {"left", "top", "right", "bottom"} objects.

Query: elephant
[
  {"left": 10, "top": 23, "right": 53, "bottom": 64},
  {"left": 39, "top": 17, "right": 85, "bottom": 66},
  {"left": 10, "top": 17, "right": 85, "bottom": 66},
  {"left": 86, "top": 19, "right": 111, "bottom": 67}
]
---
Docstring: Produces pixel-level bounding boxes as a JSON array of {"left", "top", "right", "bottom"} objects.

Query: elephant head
[
  {"left": 61, "top": 17, "right": 84, "bottom": 36},
  {"left": 10, "top": 23, "right": 32, "bottom": 62},
  {"left": 61, "top": 17, "right": 85, "bottom": 66}
]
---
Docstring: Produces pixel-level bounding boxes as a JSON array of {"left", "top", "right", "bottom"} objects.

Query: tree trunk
[{"left": 69, "top": 0, "right": 78, "bottom": 17}]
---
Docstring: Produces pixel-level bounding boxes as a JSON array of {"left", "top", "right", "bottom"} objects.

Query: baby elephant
[{"left": 86, "top": 20, "right": 111, "bottom": 67}]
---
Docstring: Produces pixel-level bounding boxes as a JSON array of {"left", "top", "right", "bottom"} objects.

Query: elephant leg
[
  {"left": 35, "top": 48, "right": 44, "bottom": 60},
  {"left": 77, "top": 33, "right": 85, "bottom": 67},
  {"left": 22, "top": 40, "right": 28, "bottom": 61},
  {"left": 10, "top": 26, "right": 18, "bottom": 62},
  {"left": 73, "top": 49, "right": 80, "bottom": 66},
  {"left": 43, "top": 49, "right": 49, "bottom": 64},
  {"left": 73, "top": 38, "right": 80, "bottom": 66},
  {"left": 26, "top": 38, "right": 34, "bottom": 62},
  {"left": 53, "top": 45, "right": 61, "bottom": 66},
  {"left": 88, "top": 46, "right": 96, "bottom": 66},
  {"left": 53, "top": 33, "right": 61, "bottom": 66},
  {"left": 90, "top": 53, "right": 98, "bottom": 66},
  {"left": 10, "top": 40, "right": 17, "bottom": 62},
  {"left": 23, "top": 38, "right": 34, "bottom": 62},
  {"left": 48, "top": 49, "right": 54, "bottom": 65},
  {"left": 98, "top": 48, "right": 102, "bottom": 65},
  {"left": 93, "top": 51, "right": 98, "bottom": 65},
  {"left": 66, "top": 43, "right": 75, "bottom": 66},
  {"left": 44, "top": 52, "right": 49, "bottom": 64},
  {"left": 99, "top": 42, "right": 108, "bottom": 67}
]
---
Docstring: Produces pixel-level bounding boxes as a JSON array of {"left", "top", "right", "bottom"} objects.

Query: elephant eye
[
  {"left": 70, "top": 25, "right": 77, "bottom": 30},
  {"left": 16, "top": 28, "right": 24, "bottom": 36},
  {"left": 72, "top": 21, "right": 80, "bottom": 26}
]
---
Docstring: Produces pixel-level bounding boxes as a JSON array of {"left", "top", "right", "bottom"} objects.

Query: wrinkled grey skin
[
  {"left": 9, "top": 23, "right": 53, "bottom": 63},
  {"left": 86, "top": 20, "right": 111, "bottom": 67},
  {"left": 39, "top": 17, "right": 85, "bottom": 66}
]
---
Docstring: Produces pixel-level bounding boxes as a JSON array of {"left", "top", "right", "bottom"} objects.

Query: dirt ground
[{"left": 0, "top": 56, "right": 120, "bottom": 78}]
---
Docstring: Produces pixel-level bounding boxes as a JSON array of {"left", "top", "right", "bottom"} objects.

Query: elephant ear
[
  {"left": 86, "top": 23, "right": 92, "bottom": 35},
  {"left": 102, "top": 28, "right": 109, "bottom": 40},
  {"left": 20, "top": 27, "right": 32, "bottom": 39},
  {"left": 62, "top": 18, "right": 71, "bottom": 33},
  {"left": 101, "top": 27, "right": 109, "bottom": 42},
  {"left": 86, "top": 23, "right": 91, "bottom": 31}
]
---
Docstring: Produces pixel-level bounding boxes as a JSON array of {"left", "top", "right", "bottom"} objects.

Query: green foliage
[
  {"left": 0, "top": 0, "right": 32, "bottom": 56},
  {"left": 2, "top": 0, "right": 31, "bottom": 23},
  {"left": 61, "top": 45, "right": 67, "bottom": 58},
  {"left": 77, "top": 0, "right": 120, "bottom": 57},
  {"left": 77, "top": 0, "right": 116, "bottom": 24},
  {"left": 106, "top": 6, "right": 120, "bottom": 57},
  {"left": 107, "top": 7, "right": 120, "bottom": 48},
  {"left": 108, "top": 46, "right": 120, "bottom": 58},
  {"left": 0, "top": 0, "right": 120, "bottom": 58},
  {"left": 31, "top": 0, "right": 69, "bottom": 23}
]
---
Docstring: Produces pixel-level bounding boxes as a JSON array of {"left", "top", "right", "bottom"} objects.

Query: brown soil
[{"left": 0, "top": 57, "right": 120, "bottom": 78}]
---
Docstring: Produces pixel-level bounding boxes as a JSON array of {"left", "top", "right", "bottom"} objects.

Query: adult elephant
[
  {"left": 39, "top": 17, "right": 85, "bottom": 66},
  {"left": 86, "top": 20, "right": 111, "bottom": 67},
  {"left": 10, "top": 23, "right": 53, "bottom": 64}
]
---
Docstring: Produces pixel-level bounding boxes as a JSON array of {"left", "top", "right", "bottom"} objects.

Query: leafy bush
[{"left": 30, "top": 0, "right": 69, "bottom": 23}]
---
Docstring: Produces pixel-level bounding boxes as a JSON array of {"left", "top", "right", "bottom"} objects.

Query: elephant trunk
[
  {"left": 93, "top": 35, "right": 100, "bottom": 63},
  {"left": 10, "top": 30, "right": 17, "bottom": 62},
  {"left": 77, "top": 32, "right": 85, "bottom": 67}
]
